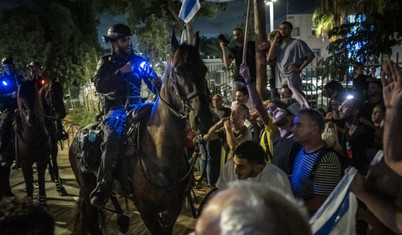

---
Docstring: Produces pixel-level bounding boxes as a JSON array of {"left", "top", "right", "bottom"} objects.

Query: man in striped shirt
[{"left": 290, "top": 109, "right": 342, "bottom": 216}]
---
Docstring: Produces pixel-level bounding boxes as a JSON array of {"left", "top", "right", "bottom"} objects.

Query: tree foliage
[
  {"left": 94, "top": 0, "right": 226, "bottom": 63},
  {"left": 313, "top": 0, "right": 402, "bottom": 79},
  {"left": 0, "top": 0, "right": 101, "bottom": 88}
]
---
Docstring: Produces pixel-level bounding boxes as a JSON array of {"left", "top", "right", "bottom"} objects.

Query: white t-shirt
[{"left": 216, "top": 157, "right": 294, "bottom": 199}]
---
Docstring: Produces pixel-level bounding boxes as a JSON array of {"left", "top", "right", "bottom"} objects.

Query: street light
[{"left": 265, "top": 0, "right": 277, "bottom": 32}]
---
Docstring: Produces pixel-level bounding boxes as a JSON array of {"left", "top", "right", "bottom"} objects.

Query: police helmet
[
  {"left": 102, "top": 24, "right": 132, "bottom": 43},
  {"left": 1, "top": 57, "right": 14, "bottom": 66},
  {"left": 28, "top": 61, "right": 41, "bottom": 67},
  {"left": 27, "top": 61, "right": 42, "bottom": 69}
]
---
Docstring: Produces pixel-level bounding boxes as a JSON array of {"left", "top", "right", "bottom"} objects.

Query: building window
[
  {"left": 312, "top": 48, "right": 321, "bottom": 57},
  {"left": 292, "top": 27, "right": 300, "bottom": 37}
]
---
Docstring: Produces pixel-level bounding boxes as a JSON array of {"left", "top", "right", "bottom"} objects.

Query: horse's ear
[
  {"left": 194, "top": 31, "right": 200, "bottom": 52},
  {"left": 171, "top": 30, "right": 179, "bottom": 53}
]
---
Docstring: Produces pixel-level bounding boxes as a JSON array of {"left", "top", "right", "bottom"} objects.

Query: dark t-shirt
[
  {"left": 229, "top": 41, "right": 256, "bottom": 83},
  {"left": 272, "top": 131, "right": 302, "bottom": 176},
  {"left": 354, "top": 74, "right": 369, "bottom": 101},
  {"left": 343, "top": 122, "right": 375, "bottom": 174}
]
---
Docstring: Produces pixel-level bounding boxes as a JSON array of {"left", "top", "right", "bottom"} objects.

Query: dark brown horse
[
  {"left": 39, "top": 78, "right": 68, "bottom": 196},
  {"left": 15, "top": 81, "right": 51, "bottom": 205},
  {"left": 69, "top": 31, "right": 212, "bottom": 234}
]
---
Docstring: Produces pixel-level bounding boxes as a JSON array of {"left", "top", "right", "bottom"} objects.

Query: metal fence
[{"left": 63, "top": 60, "right": 401, "bottom": 114}]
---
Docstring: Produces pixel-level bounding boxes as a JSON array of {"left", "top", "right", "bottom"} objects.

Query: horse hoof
[
  {"left": 57, "top": 187, "right": 68, "bottom": 196},
  {"left": 117, "top": 214, "right": 129, "bottom": 233}
]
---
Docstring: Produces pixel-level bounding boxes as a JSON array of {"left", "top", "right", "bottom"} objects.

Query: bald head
[{"left": 194, "top": 181, "right": 311, "bottom": 235}]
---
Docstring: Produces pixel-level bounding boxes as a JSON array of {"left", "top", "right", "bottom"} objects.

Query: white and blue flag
[
  {"left": 309, "top": 167, "right": 358, "bottom": 235},
  {"left": 179, "top": 0, "right": 200, "bottom": 23}
]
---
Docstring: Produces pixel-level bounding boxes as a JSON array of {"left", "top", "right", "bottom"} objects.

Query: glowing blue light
[
  {"left": 347, "top": 95, "right": 354, "bottom": 100},
  {"left": 2, "top": 80, "right": 8, "bottom": 86},
  {"left": 139, "top": 61, "right": 146, "bottom": 69}
]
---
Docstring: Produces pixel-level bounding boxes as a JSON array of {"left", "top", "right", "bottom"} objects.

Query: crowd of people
[{"left": 195, "top": 20, "right": 401, "bottom": 234}]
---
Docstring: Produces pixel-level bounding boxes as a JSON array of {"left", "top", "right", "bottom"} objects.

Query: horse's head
[
  {"left": 42, "top": 79, "right": 66, "bottom": 118},
  {"left": 162, "top": 31, "right": 213, "bottom": 133},
  {"left": 17, "top": 81, "right": 44, "bottom": 128}
]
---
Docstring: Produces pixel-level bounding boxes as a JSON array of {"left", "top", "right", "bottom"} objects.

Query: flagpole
[{"left": 242, "top": 0, "right": 251, "bottom": 64}]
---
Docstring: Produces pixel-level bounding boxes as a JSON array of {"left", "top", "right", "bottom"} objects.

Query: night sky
[
  {"left": 193, "top": 0, "right": 316, "bottom": 37},
  {"left": 0, "top": 0, "right": 316, "bottom": 44}
]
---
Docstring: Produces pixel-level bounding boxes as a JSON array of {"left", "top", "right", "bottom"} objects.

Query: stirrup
[{"left": 90, "top": 181, "right": 110, "bottom": 207}]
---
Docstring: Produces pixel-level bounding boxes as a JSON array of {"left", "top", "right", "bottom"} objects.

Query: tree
[
  {"left": 313, "top": 0, "right": 402, "bottom": 79},
  {"left": 0, "top": 1, "right": 101, "bottom": 88},
  {"left": 94, "top": 0, "right": 227, "bottom": 63}
]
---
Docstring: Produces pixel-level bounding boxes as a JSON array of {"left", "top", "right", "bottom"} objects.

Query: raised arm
[
  {"left": 220, "top": 42, "right": 233, "bottom": 69},
  {"left": 240, "top": 63, "right": 270, "bottom": 125},
  {"left": 287, "top": 77, "right": 309, "bottom": 108},
  {"left": 267, "top": 33, "right": 281, "bottom": 61},
  {"left": 203, "top": 117, "right": 229, "bottom": 141},
  {"left": 381, "top": 60, "right": 402, "bottom": 176},
  {"left": 351, "top": 172, "right": 402, "bottom": 233}
]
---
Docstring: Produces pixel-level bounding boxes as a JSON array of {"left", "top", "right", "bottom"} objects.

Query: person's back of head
[
  {"left": 0, "top": 197, "right": 55, "bottom": 235},
  {"left": 196, "top": 181, "right": 311, "bottom": 235}
]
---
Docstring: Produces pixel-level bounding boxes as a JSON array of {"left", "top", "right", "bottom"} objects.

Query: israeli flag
[
  {"left": 179, "top": 0, "right": 200, "bottom": 23},
  {"left": 309, "top": 167, "right": 358, "bottom": 235},
  {"left": 204, "top": 0, "right": 236, "bottom": 2}
]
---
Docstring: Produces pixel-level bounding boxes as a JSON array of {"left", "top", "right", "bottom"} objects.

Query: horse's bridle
[{"left": 156, "top": 62, "right": 206, "bottom": 119}]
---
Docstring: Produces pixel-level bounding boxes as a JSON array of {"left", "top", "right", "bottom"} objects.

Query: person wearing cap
[
  {"left": 240, "top": 63, "right": 302, "bottom": 176},
  {"left": 90, "top": 23, "right": 162, "bottom": 207},
  {"left": 0, "top": 57, "right": 25, "bottom": 197},
  {"left": 290, "top": 108, "right": 342, "bottom": 215}
]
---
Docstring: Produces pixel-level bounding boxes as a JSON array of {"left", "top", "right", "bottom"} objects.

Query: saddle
[{"left": 77, "top": 103, "right": 154, "bottom": 180}]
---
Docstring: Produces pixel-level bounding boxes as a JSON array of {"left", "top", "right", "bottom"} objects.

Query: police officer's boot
[
  {"left": 90, "top": 158, "right": 116, "bottom": 207},
  {"left": 90, "top": 177, "right": 113, "bottom": 207}
]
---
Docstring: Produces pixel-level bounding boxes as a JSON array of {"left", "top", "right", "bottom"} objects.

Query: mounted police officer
[
  {"left": 27, "top": 61, "right": 46, "bottom": 90},
  {"left": 0, "top": 57, "right": 24, "bottom": 198},
  {"left": 90, "top": 23, "right": 161, "bottom": 207}
]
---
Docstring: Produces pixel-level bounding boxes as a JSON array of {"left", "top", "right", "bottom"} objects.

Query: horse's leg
[
  {"left": 21, "top": 161, "right": 34, "bottom": 198},
  {"left": 50, "top": 139, "right": 67, "bottom": 196},
  {"left": 110, "top": 195, "right": 129, "bottom": 233},
  {"left": 0, "top": 165, "right": 14, "bottom": 199},
  {"left": 48, "top": 154, "right": 55, "bottom": 181},
  {"left": 37, "top": 160, "right": 48, "bottom": 205}
]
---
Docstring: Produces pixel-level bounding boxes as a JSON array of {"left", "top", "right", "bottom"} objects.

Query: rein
[{"left": 156, "top": 61, "right": 205, "bottom": 119}]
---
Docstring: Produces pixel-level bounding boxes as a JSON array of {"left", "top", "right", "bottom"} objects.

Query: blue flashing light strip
[{"left": 2, "top": 80, "right": 8, "bottom": 86}]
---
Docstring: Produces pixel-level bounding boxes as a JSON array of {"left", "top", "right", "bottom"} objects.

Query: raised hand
[
  {"left": 381, "top": 60, "right": 402, "bottom": 108},
  {"left": 239, "top": 63, "right": 251, "bottom": 80}
]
